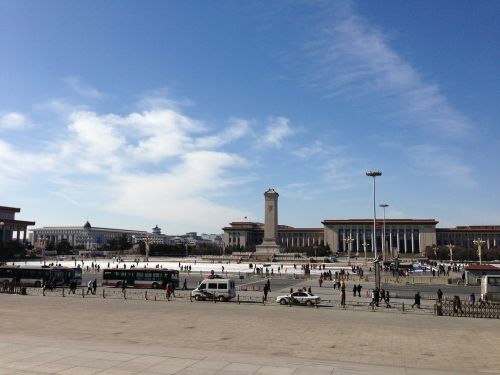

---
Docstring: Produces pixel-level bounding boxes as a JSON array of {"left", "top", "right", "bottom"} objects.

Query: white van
[{"left": 191, "top": 278, "right": 236, "bottom": 302}]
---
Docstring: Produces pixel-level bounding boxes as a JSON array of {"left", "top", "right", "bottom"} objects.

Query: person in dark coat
[{"left": 412, "top": 291, "right": 421, "bottom": 309}]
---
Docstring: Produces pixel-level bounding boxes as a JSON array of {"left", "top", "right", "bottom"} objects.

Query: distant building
[
  {"left": 0, "top": 206, "right": 35, "bottom": 244},
  {"left": 224, "top": 218, "right": 500, "bottom": 254},
  {"left": 131, "top": 225, "right": 171, "bottom": 245},
  {"left": 437, "top": 226, "right": 500, "bottom": 249},
  {"left": 323, "top": 219, "right": 439, "bottom": 255},
  {"left": 222, "top": 222, "right": 324, "bottom": 250},
  {"left": 32, "top": 221, "right": 148, "bottom": 250},
  {"left": 464, "top": 264, "right": 500, "bottom": 285}
]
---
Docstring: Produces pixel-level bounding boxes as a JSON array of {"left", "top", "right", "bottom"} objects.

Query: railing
[{"left": 435, "top": 300, "right": 500, "bottom": 318}]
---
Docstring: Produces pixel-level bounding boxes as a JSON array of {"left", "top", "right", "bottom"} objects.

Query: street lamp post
[
  {"left": 446, "top": 244, "right": 455, "bottom": 263},
  {"left": 432, "top": 245, "right": 438, "bottom": 261},
  {"left": 41, "top": 236, "right": 47, "bottom": 266},
  {"left": 379, "top": 203, "right": 389, "bottom": 261},
  {"left": 473, "top": 239, "right": 486, "bottom": 265},
  {"left": 366, "top": 171, "right": 382, "bottom": 259},
  {"left": 362, "top": 241, "right": 368, "bottom": 264},
  {"left": 145, "top": 236, "right": 150, "bottom": 263},
  {"left": 345, "top": 236, "right": 354, "bottom": 263}
]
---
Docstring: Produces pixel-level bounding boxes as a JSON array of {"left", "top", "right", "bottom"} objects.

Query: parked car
[
  {"left": 191, "top": 278, "right": 236, "bottom": 302},
  {"left": 275, "top": 291, "right": 320, "bottom": 306}
]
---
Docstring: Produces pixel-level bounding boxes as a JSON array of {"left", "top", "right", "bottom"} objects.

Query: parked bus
[
  {"left": 481, "top": 275, "right": 500, "bottom": 302},
  {"left": 101, "top": 268, "right": 180, "bottom": 289},
  {"left": 0, "top": 266, "right": 82, "bottom": 288}
]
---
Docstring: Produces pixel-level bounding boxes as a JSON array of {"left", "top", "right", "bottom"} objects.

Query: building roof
[
  {"left": 464, "top": 265, "right": 500, "bottom": 271},
  {"left": 437, "top": 226, "right": 500, "bottom": 233},
  {"left": 0, "top": 206, "right": 21, "bottom": 213},
  {"left": 322, "top": 219, "right": 439, "bottom": 225},
  {"left": 0, "top": 218, "right": 36, "bottom": 226},
  {"left": 33, "top": 226, "right": 148, "bottom": 234}
]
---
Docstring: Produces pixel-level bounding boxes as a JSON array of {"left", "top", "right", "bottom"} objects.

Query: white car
[{"left": 276, "top": 291, "right": 321, "bottom": 306}]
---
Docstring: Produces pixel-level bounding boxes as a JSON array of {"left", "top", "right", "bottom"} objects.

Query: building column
[
  {"left": 23, "top": 229, "right": 27, "bottom": 243},
  {"left": 411, "top": 228, "right": 415, "bottom": 254},
  {"left": 356, "top": 230, "right": 360, "bottom": 253},
  {"left": 404, "top": 229, "right": 407, "bottom": 253},
  {"left": 487, "top": 237, "right": 490, "bottom": 250},
  {"left": 397, "top": 230, "right": 400, "bottom": 253},
  {"left": 16, "top": 230, "right": 21, "bottom": 241},
  {"left": 342, "top": 228, "right": 346, "bottom": 253}
]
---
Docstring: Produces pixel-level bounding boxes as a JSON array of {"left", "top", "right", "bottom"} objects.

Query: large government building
[
  {"left": 32, "top": 221, "right": 169, "bottom": 249},
  {"left": 223, "top": 219, "right": 500, "bottom": 255}
]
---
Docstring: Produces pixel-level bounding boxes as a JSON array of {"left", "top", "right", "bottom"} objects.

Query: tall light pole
[
  {"left": 362, "top": 241, "right": 368, "bottom": 264},
  {"left": 366, "top": 171, "right": 382, "bottom": 259},
  {"left": 145, "top": 235, "right": 150, "bottom": 263},
  {"left": 473, "top": 239, "right": 485, "bottom": 265},
  {"left": 345, "top": 236, "right": 354, "bottom": 263},
  {"left": 41, "top": 236, "right": 47, "bottom": 266},
  {"left": 379, "top": 203, "right": 389, "bottom": 261}
]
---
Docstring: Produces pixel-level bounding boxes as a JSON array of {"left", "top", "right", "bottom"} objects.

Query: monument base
[{"left": 255, "top": 242, "right": 280, "bottom": 261}]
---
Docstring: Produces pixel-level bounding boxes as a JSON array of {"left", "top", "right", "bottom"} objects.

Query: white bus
[
  {"left": 481, "top": 275, "right": 500, "bottom": 302},
  {"left": 102, "top": 268, "right": 179, "bottom": 289},
  {"left": 0, "top": 266, "right": 82, "bottom": 288}
]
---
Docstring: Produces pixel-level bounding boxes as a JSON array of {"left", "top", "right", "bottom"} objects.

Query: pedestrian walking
[
  {"left": 92, "top": 279, "right": 97, "bottom": 295},
  {"left": 352, "top": 285, "right": 357, "bottom": 297},
  {"left": 357, "top": 284, "right": 362, "bottom": 297},
  {"left": 437, "top": 288, "right": 443, "bottom": 301},
  {"left": 453, "top": 295, "right": 464, "bottom": 314},
  {"left": 469, "top": 292, "right": 475, "bottom": 305},
  {"left": 374, "top": 288, "right": 380, "bottom": 307},
  {"left": 263, "top": 285, "right": 269, "bottom": 301},
  {"left": 182, "top": 279, "right": 187, "bottom": 290},
  {"left": 87, "top": 280, "right": 93, "bottom": 295},
  {"left": 165, "top": 282, "right": 172, "bottom": 300},
  {"left": 412, "top": 291, "right": 421, "bottom": 309},
  {"left": 384, "top": 290, "right": 391, "bottom": 308}
]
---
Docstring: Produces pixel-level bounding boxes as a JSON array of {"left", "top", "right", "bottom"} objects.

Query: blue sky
[{"left": 1, "top": 1, "right": 499, "bottom": 234}]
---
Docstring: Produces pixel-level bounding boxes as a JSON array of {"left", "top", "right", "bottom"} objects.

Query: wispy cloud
[
  {"left": 261, "top": 116, "right": 294, "bottom": 148},
  {"left": 64, "top": 76, "right": 104, "bottom": 99},
  {"left": 0, "top": 112, "right": 31, "bottom": 130},
  {"left": 406, "top": 144, "right": 476, "bottom": 188},
  {"left": 304, "top": 3, "right": 473, "bottom": 136}
]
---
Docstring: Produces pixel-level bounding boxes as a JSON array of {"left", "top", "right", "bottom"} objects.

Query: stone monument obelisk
[{"left": 255, "top": 188, "right": 280, "bottom": 260}]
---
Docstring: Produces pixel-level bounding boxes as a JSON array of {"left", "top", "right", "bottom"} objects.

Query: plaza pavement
[{"left": 0, "top": 293, "right": 499, "bottom": 374}]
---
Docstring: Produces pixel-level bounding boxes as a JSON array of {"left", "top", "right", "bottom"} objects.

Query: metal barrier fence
[
  {"left": 435, "top": 300, "right": 500, "bottom": 319},
  {"left": 2, "top": 286, "right": 434, "bottom": 314},
  {"left": 5, "top": 285, "right": 499, "bottom": 318}
]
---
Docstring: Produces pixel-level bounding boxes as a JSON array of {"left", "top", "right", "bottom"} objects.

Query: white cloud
[
  {"left": 0, "top": 112, "right": 31, "bottom": 130},
  {"left": 262, "top": 116, "right": 294, "bottom": 147},
  {"left": 64, "top": 76, "right": 104, "bottom": 99},
  {"left": 195, "top": 118, "right": 251, "bottom": 149},
  {"left": 0, "top": 102, "right": 255, "bottom": 232},
  {"left": 106, "top": 151, "right": 247, "bottom": 232}
]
